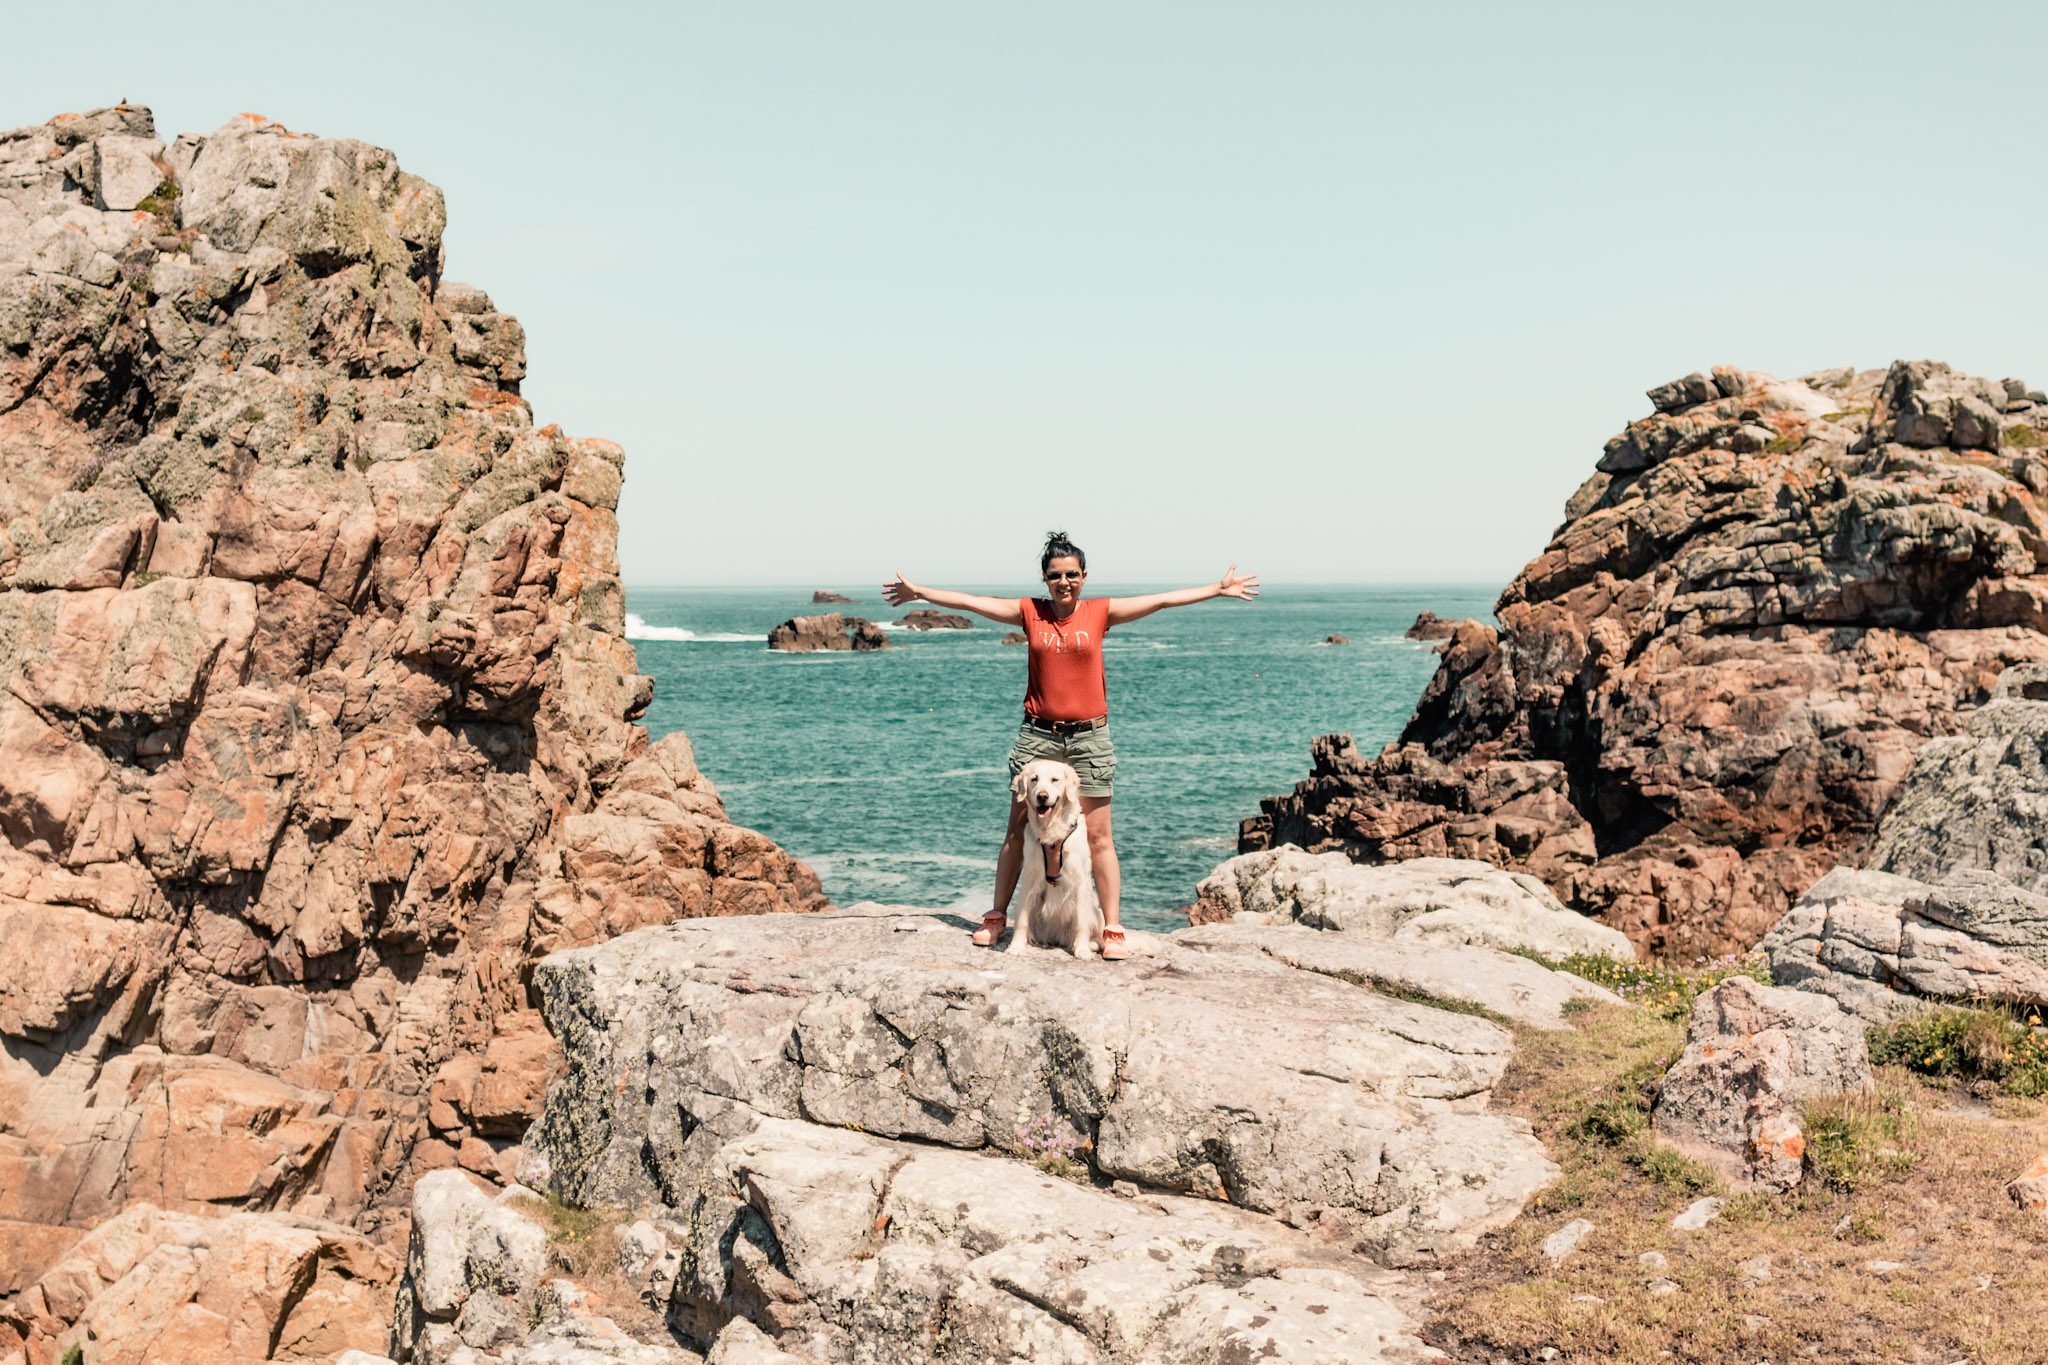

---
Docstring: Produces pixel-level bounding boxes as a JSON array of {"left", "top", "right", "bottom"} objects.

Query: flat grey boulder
[
  {"left": 600, "top": 1098, "right": 1432, "bottom": 1363},
  {"left": 1175, "top": 921, "right": 1620, "bottom": 1029},
  {"left": 1652, "top": 976, "right": 1871, "bottom": 1190},
  {"left": 523, "top": 907, "right": 1555, "bottom": 1281},
  {"left": 1191, "top": 848, "right": 1635, "bottom": 961},
  {"left": 1763, "top": 868, "right": 2048, "bottom": 1022}
]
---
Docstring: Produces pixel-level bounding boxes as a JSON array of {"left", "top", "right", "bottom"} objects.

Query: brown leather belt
[{"left": 1024, "top": 714, "right": 1108, "bottom": 735}]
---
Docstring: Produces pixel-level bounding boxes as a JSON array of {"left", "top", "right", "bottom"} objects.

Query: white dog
[{"left": 1008, "top": 759, "right": 1104, "bottom": 958}]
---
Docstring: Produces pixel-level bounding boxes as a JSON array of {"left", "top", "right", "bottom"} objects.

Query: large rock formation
[
  {"left": 398, "top": 887, "right": 1612, "bottom": 1361},
  {"left": 0, "top": 101, "right": 826, "bottom": 1314},
  {"left": 1244, "top": 361, "right": 2048, "bottom": 959},
  {"left": 1763, "top": 661, "right": 2048, "bottom": 1020}
]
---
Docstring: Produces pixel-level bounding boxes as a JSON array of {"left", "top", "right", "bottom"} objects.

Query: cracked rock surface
[
  {"left": 1242, "top": 361, "right": 2048, "bottom": 961},
  {"left": 1763, "top": 662, "right": 2048, "bottom": 1021},
  {"left": 1176, "top": 920, "right": 1621, "bottom": 1030},
  {"left": 492, "top": 903, "right": 1565, "bottom": 1361}
]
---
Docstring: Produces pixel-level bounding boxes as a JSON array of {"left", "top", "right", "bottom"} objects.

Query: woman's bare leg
[
  {"left": 992, "top": 798, "right": 1028, "bottom": 914},
  {"left": 1081, "top": 796, "right": 1119, "bottom": 928}
]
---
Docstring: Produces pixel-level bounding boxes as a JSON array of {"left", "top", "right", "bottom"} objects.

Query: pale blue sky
[{"left": 14, "top": 2, "right": 2047, "bottom": 585}]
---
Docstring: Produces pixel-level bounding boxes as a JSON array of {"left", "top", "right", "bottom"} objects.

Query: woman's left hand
[{"left": 1218, "top": 565, "right": 1260, "bottom": 600}]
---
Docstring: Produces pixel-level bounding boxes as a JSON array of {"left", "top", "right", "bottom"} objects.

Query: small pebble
[
  {"left": 1541, "top": 1218, "right": 1595, "bottom": 1264},
  {"left": 1864, "top": 1259, "right": 1906, "bottom": 1275},
  {"left": 1109, "top": 1180, "right": 1138, "bottom": 1199},
  {"left": 1671, "top": 1196, "right": 1724, "bottom": 1231},
  {"left": 1646, "top": 1277, "right": 1680, "bottom": 1296},
  {"left": 1427, "top": 1270, "right": 1446, "bottom": 1282},
  {"left": 1738, "top": 1254, "right": 1771, "bottom": 1282},
  {"left": 1742, "top": 1313, "right": 1772, "bottom": 1330},
  {"left": 1570, "top": 1293, "right": 1605, "bottom": 1304},
  {"left": 1638, "top": 1250, "right": 1669, "bottom": 1271}
]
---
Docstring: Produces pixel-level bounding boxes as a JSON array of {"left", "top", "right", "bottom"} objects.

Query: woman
[{"left": 884, "top": 531, "right": 1259, "bottom": 960}]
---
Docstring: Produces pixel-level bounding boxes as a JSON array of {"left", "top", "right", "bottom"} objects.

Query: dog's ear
[
  {"left": 1055, "top": 772, "right": 1081, "bottom": 828},
  {"left": 1011, "top": 766, "right": 1031, "bottom": 802}
]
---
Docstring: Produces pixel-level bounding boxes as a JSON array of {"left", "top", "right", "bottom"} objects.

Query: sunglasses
[{"left": 1044, "top": 571, "right": 1084, "bottom": 581}]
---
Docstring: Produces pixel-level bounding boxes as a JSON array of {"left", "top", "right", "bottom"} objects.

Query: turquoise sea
[{"left": 628, "top": 584, "right": 1499, "bottom": 933}]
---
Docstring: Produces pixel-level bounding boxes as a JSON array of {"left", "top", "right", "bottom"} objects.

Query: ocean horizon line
[{"left": 623, "top": 579, "right": 1508, "bottom": 592}]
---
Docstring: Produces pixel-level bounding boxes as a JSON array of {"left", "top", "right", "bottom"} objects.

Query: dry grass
[
  {"left": 504, "top": 1194, "right": 665, "bottom": 1336},
  {"left": 1424, "top": 1003, "right": 2048, "bottom": 1364}
]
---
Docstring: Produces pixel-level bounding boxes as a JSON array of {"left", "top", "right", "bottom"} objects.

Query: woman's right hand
[{"left": 882, "top": 572, "right": 921, "bottom": 606}]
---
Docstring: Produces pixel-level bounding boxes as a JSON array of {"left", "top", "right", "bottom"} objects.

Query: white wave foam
[{"left": 624, "top": 613, "right": 765, "bottom": 643}]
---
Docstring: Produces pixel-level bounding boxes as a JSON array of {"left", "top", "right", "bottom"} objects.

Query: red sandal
[
  {"left": 1100, "top": 926, "right": 1130, "bottom": 961},
  {"left": 972, "top": 909, "right": 1008, "bottom": 946}
]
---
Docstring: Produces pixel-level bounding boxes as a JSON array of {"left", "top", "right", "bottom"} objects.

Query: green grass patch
[
  {"left": 1513, "top": 948, "right": 1769, "bottom": 1022},
  {"left": 1802, "top": 1085, "right": 1921, "bottom": 1192},
  {"left": 1366, "top": 980, "right": 1511, "bottom": 1024},
  {"left": 507, "top": 1191, "right": 607, "bottom": 1243},
  {"left": 61, "top": 1347, "right": 83, "bottom": 1365},
  {"left": 1867, "top": 1004, "right": 2048, "bottom": 1097},
  {"left": 1569, "top": 1056, "right": 1663, "bottom": 1145},
  {"left": 135, "top": 178, "right": 180, "bottom": 232},
  {"left": 1627, "top": 1142, "right": 1717, "bottom": 1191},
  {"left": 2001, "top": 424, "right": 2046, "bottom": 448}
]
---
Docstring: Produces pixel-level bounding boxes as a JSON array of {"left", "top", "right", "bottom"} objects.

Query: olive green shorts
[{"left": 1007, "top": 721, "right": 1116, "bottom": 799}]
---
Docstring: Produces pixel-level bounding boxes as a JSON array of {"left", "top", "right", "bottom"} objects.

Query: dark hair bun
[{"left": 1040, "top": 530, "right": 1086, "bottom": 574}]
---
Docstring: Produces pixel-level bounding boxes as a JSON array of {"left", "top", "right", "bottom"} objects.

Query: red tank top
[{"left": 1020, "top": 597, "right": 1110, "bottom": 722}]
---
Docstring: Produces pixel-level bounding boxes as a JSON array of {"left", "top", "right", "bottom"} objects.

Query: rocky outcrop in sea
[
  {"left": 767, "top": 612, "right": 890, "bottom": 652},
  {"left": 1243, "top": 362, "right": 2048, "bottom": 958},
  {"left": 891, "top": 609, "right": 971, "bottom": 630},
  {"left": 0, "top": 102, "right": 825, "bottom": 1349}
]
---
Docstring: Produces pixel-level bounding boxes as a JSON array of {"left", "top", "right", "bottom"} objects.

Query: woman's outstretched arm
[
  {"left": 883, "top": 573, "right": 1026, "bottom": 625},
  {"left": 1106, "top": 565, "right": 1259, "bottom": 626}
]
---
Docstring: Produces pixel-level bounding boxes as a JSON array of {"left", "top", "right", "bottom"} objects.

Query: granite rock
[
  {"left": 1188, "top": 848, "right": 1634, "bottom": 961},
  {"left": 2, "top": 1201, "right": 397, "bottom": 1365},
  {"left": 1243, "top": 362, "right": 2048, "bottom": 959},
  {"left": 2008, "top": 1154, "right": 2048, "bottom": 1222},
  {"left": 1652, "top": 975, "right": 1871, "bottom": 1189},
  {"left": 1404, "top": 611, "right": 1459, "bottom": 641},
  {"left": 1174, "top": 921, "right": 1621, "bottom": 1029},
  {"left": 1761, "top": 663, "right": 2048, "bottom": 1019},
  {"left": 375, "top": 899, "right": 1566, "bottom": 1359},
  {"left": 0, "top": 102, "right": 825, "bottom": 1299},
  {"left": 524, "top": 907, "right": 1556, "bottom": 1274}
]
